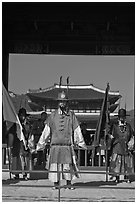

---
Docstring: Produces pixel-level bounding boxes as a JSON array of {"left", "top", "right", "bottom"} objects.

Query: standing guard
[
  {"left": 108, "top": 108, "right": 134, "bottom": 183},
  {"left": 36, "top": 91, "right": 87, "bottom": 189},
  {"left": 30, "top": 112, "right": 47, "bottom": 168},
  {"left": 8, "top": 108, "right": 31, "bottom": 180}
]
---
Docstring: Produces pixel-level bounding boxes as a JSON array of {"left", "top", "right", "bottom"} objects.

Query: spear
[
  {"left": 66, "top": 76, "right": 69, "bottom": 99},
  {"left": 66, "top": 77, "right": 70, "bottom": 113},
  {"left": 118, "top": 97, "right": 121, "bottom": 112},
  {"left": 124, "top": 94, "right": 127, "bottom": 110},
  {"left": 59, "top": 76, "right": 63, "bottom": 98},
  {"left": 59, "top": 76, "right": 62, "bottom": 88}
]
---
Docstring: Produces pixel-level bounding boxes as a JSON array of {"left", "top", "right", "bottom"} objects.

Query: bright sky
[{"left": 8, "top": 54, "right": 134, "bottom": 111}]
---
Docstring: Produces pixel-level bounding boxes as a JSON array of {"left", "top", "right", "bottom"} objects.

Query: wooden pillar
[
  {"left": 2, "top": 51, "right": 9, "bottom": 89},
  {"left": 85, "top": 149, "right": 87, "bottom": 167},
  {"left": 2, "top": 47, "right": 9, "bottom": 145}
]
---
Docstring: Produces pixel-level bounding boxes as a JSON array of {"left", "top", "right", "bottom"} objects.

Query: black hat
[
  {"left": 57, "top": 91, "right": 68, "bottom": 101},
  {"left": 117, "top": 108, "right": 130, "bottom": 117},
  {"left": 18, "top": 108, "right": 29, "bottom": 116}
]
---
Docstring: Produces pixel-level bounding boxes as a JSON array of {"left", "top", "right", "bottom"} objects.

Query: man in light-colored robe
[{"left": 36, "top": 91, "right": 87, "bottom": 189}]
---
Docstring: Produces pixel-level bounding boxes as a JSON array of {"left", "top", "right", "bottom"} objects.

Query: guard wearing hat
[
  {"left": 30, "top": 111, "right": 47, "bottom": 168},
  {"left": 18, "top": 108, "right": 31, "bottom": 180},
  {"left": 36, "top": 91, "right": 87, "bottom": 190},
  {"left": 108, "top": 108, "right": 134, "bottom": 183},
  {"left": 8, "top": 108, "right": 31, "bottom": 180}
]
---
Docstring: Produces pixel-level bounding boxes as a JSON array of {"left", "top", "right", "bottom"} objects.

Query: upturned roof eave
[
  {"left": 27, "top": 83, "right": 120, "bottom": 96},
  {"left": 27, "top": 94, "right": 121, "bottom": 102}
]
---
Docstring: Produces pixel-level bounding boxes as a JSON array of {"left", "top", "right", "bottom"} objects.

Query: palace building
[
  {"left": 27, "top": 83, "right": 121, "bottom": 130},
  {"left": 2, "top": 3, "right": 134, "bottom": 170}
]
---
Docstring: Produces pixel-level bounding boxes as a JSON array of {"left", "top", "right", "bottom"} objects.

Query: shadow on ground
[
  {"left": 2, "top": 175, "right": 135, "bottom": 190},
  {"left": 128, "top": 175, "right": 135, "bottom": 182},
  {"left": 73, "top": 175, "right": 135, "bottom": 187},
  {"left": 74, "top": 180, "right": 118, "bottom": 187},
  {"left": 2, "top": 179, "right": 20, "bottom": 185}
]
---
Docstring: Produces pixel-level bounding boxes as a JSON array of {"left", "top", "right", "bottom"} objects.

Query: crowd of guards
[
  {"left": 7, "top": 108, "right": 48, "bottom": 180},
  {"left": 6, "top": 95, "right": 135, "bottom": 187}
]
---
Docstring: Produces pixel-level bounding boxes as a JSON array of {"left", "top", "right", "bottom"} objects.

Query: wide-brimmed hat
[
  {"left": 18, "top": 108, "right": 29, "bottom": 116},
  {"left": 57, "top": 91, "right": 68, "bottom": 101},
  {"left": 117, "top": 108, "right": 130, "bottom": 117}
]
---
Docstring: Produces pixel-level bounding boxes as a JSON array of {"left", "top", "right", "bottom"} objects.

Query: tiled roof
[{"left": 27, "top": 83, "right": 121, "bottom": 101}]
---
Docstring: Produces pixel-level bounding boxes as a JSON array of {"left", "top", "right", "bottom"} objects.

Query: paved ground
[{"left": 2, "top": 171, "right": 135, "bottom": 202}]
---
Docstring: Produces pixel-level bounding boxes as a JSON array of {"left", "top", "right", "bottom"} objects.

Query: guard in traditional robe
[
  {"left": 36, "top": 91, "right": 87, "bottom": 189},
  {"left": 8, "top": 123, "right": 22, "bottom": 179},
  {"left": 30, "top": 111, "right": 47, "bottom": 167},
  {"left": 19, "top": 108, "right": 31, "bottom": 180},
  {"left": 8, "top": 108, "right": 31, "bottom": 180},
  {"left": 108, "top": 108, "right": 134, "bottom": 183}
]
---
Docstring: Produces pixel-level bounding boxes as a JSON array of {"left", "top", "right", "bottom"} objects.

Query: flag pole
[
  {"left": 7, "top": 147, "right": 12, "bottom": 179},
  {"left": 66, "top": 77, "right": 69, "bottom": 98},
  {"left": 59, "top": 76, "right": 62, "bottom": 91},
  {"left": 105, "top": 83, "right": 110, "bottom": 182},
  {"left": 124, "top": 94, "right": 127, "bottom": 110},
  {"left": 59, "top": 76, "right": 62, "bottom": 100},
  {"left": 66, "top": 77, "right": 70, "bottom": 113},
  {"left": 2, "top": 84, "right": 27, "bottom": 179},
  {"left": 118, "top": 97, "right": 121, "bottom": 111}
]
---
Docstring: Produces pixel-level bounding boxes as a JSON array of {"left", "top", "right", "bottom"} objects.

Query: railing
[
  {"left": 2, "top": 144, "right": 9, "bottom": 168},
  {"left": 3, "top": 168, "right": 110, "bottom": 202},
  {"left": 75, "top": 145, "right": 106, "bottom": 167},
  {"left": 2, "top": 144, "right": 135, "bottom": 202},
  {"left": 2, "top": 168, "right": 135, "bottom": 202},
  {"left": 2, "top": 144, "right": 106, "bottom": 169}
]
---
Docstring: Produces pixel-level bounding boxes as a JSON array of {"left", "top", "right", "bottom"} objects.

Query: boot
[
  {"left": 23, "top": 173, "right": 28, "bottom": 180},
  {"left": 13, "top": 174, "right": 19, "bottom": 180},
  {"left": 66, "top": 180, "right": 75, "bottom": 190},
  {"left": 52, "top": 181, "right": 59, "bottom": 190},
  {"left": 124, "top": 175, "right": 131, "bottom": 183},
  {"left": 114, "top": 176, "right": 120, "bottom": 183}
]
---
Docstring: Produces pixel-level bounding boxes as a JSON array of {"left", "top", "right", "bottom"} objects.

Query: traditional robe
[
  {"left": 8, "top": 119, "right": 31, "bottom": 176},
  {"left": 108, "top": 120, "right": 134, "bottom": 175},
  {"left": 36, "top": 109, "right": 86, "bottom": 182}
]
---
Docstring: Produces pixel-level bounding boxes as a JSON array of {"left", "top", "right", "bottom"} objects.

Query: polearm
[
  {"left": 58, "top": 76, "right": 62, "bottom": 201},
  {"left": 118, "top": 97, "right": 121, "bottom": 112},
  {"left": 59, "top": 76, "right": 62, "bottom": 101},
  {"left": 66, "top": 77, "right": 70, "bottom": 113},
  {"left": 105, "top": 83, "right": 110, "bottom": 182},
  {"left": 92, "top": 83, "right": 110, "bottom": 159},
  {"left": 7, "top": 147, "right": 12, "bottom": 179},
  {"left": 59, "top": 76, "right": 62, "bottom": 88},
  {"left": 66, "top": 77, "right": 69, "bottom": 99},
  {"left": 66, "top": 77, "right": 79, "bottom": 176},
  {"left": 124, "top": 94, "right": 127, "bottom": 110}
]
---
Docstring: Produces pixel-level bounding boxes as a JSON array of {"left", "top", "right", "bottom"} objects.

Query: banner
[
  {"left": 2, "top": 84, "right": 27, "bottom": 149},
  {"left": 93, "top": 83, "right": 110, "bottom": 146}
]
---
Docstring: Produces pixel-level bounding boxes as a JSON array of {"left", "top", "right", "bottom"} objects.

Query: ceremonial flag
[
  {"left": 93, "top": 83, "right": 110, "bottom": 146},
  {"left": 2, "top": 84, "right": 27, "bottom": 149}
]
